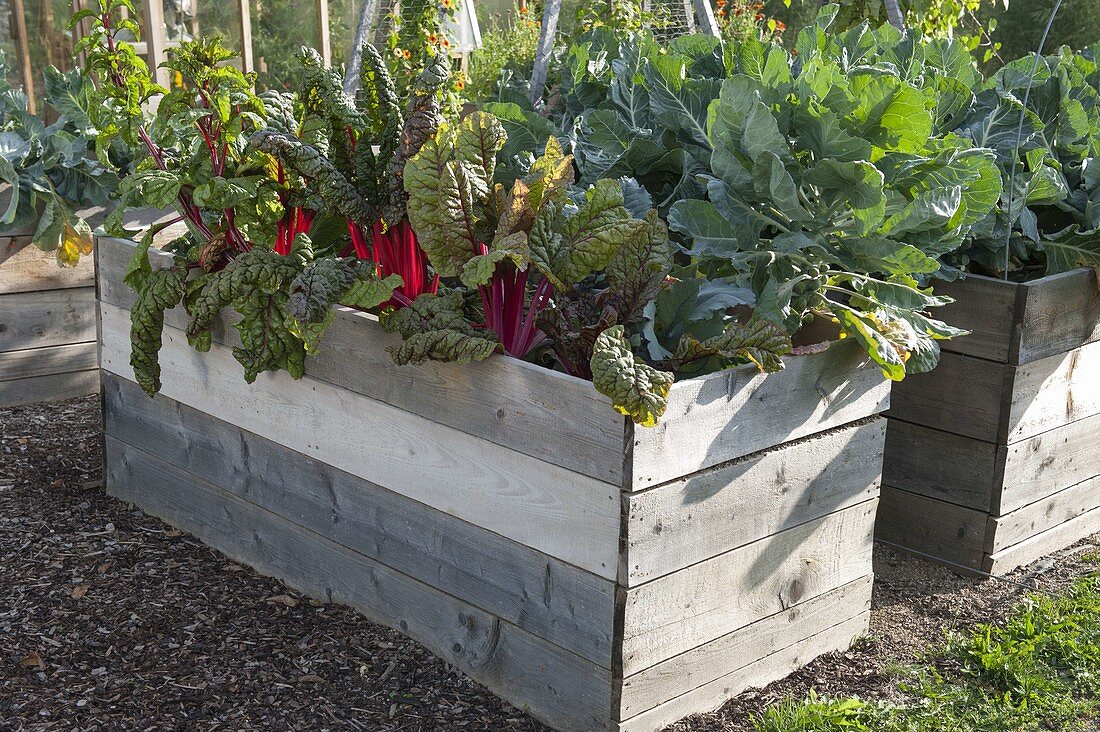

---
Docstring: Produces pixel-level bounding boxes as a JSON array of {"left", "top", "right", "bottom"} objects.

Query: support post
[
  {"left": 238, "top": 0, "right": 254, "bottom": 73},
  {"left": 529, "top": 0, "right": 561, "bottom": 107},
  {"left": 692, "top": 0, "right": 719, "bottom": 37},
  {"left": 11, "top": 0, "right": 36, "bottom": 113},
  {"left": 143, "top": 0, "right": 171, "bottom": 88},
  {"left": 317, "top": 0, "right": 332, "bottom": 65}
]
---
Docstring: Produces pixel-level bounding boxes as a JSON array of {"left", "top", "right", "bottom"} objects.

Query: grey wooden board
[
  {"left": 882, "top": 419, "right": 997, "bottom": 512},
  {"left": 0, "top": 244, "right": 94, "bottom": 294},
  {"left": 936, "top": 274, "right": 1020, "bottom": 362},
  {"left": 876, "top": 485, "right": 988, "bottom": 571},
  {"left": 989, "top": 474, "right": 1100, "bottom": 554},
  {"left": 620, "top": 499, "right": 876, "bottom": 675},
  {"left": 103, "top": 374, "right": 616, "bottom": 667},
  {"left": 1014, "top": 268, "right": 1100, "bottom": 364},
  {"left": 0, "top": 234, "right": 33, "bottom": 264},
  {"left": 0, "top": 368, "right": 99, "bottom": 407},
  {"left": 0, "top": 288, "right": 97, "bottom": 352},
  {"left": 623, "top": 420, "right": 883, "bottom": 587},
  {"left": 985, "top": 500, "right": 1100, "bottom": 575},
  {"left": 999, "top": 411, "right": 1100, "bottom": 514},
  {"left": 0, "top": 342, "right": 97, "bottom": 381},
  {"left": 1006, "top": 339, "right": 1100, "bottom": 443},
  {"left": 630, "top": 340, "right": 890, "bottom": 489},
  {"left": 887, "top": 351, "right": 1009, "bottom": 443},
  {"left": 99, "top": 303, "right": 623, "bottom": 580},
  {"left": 615, "top": 611, "right": 870, "bottom": 732},
  {"left": 96, "top": 236, "right": 628, "bottom": 484},
  {"left": 106, "top": 438, "right": 617, "bottom": 732},
  {"left": 617, "top": 575, "right": 873, "bottom": 719}
]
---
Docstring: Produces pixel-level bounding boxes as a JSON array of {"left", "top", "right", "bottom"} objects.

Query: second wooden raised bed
[
  {"left": 879, "top": 269, "right": 1100, "bottom": 574},
  {"left": 96, "top": 235, "right": 890, "bottom": 731}
]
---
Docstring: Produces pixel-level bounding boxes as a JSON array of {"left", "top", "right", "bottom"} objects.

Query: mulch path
[{"left": 2, "top": 396, "right": 1097, "bottom": 732}]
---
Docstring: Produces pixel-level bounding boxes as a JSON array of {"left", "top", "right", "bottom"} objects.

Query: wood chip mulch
[
  {"left": 2, "top": 396, "right": 1097, "bottom": 732},
  {"left": 0, "top": 396, "right": 545, "bottom": 732}
]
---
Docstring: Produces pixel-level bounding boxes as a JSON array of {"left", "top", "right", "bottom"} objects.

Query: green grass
[{"left": 753, "top": 574, "right": 1100, "bottom": 732}]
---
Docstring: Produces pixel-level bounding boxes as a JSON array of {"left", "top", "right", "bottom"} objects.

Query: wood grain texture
[
  {"left": 882, "top": 420, "right": 998, "bottom": 512},
  {"left": 615, "top": 611, "right": 870, "bottom": 732},
  {"left": 103, "top": 374, "right": 616, "bottom": 666},
  {"left": 620, "top": 499, "right": 876, "bottom": 675},
  {"left": 999, "top": 412, "right": 1100, "bottom": 514},
  {"left": 0, "top": 342, "right": 97, "bottom": 381},
  {"left": 617, "top": 576, "right": 873, "bottom": 720},
  {"left": 1006, "top": 339, "right": 1100, "bottom": 443},
  {"left": 0, "top": 245, "right": 94, "bottom": 294},
  {"left": 985, "top": 500, "right": 1100, "bottom": 575},
  {"left": 876, "top": 486, "right": 989, "bottom": 571},
  {"left": 935, "top": 274, "right": 1020, "bottom": 362},
  {"left": 887, "top": 352, "right": 1009, "bottom": 443},
  {"left": 105, "top": 438, "right": 616, "bottom": 732},
  {"left": 0, "top": 368, "right": 99, "bottom": 407},
  {"left": 989, "top": 475, "right": 1100, "bottom": 554},
  {"left": 96, "top": 236, "right": 628, "bottom": 484},
  {"left": 630, "top": 340, "right": 890, "bottom": 490},
  {"left": 99, "top": 302, "right": 622, "bottom": 580},
  {"left": 1015, "top": 268, "right": 1100, "bottom": 364},
  {"left": 0, "top": 288, "right": 97, "bottom": 352},
  {"left": 623, "top": 421, "right": 883, "bottom": 587}
]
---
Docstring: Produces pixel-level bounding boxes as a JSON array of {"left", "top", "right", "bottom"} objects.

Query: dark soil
[{"left": 2, "top": 396, "right": 1097, "bottom": 732}]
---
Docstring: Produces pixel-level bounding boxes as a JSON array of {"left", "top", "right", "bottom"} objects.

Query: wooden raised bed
[
  {"left": 0, "top": 234, "right": 98, "bottom": 407},
  {"left": 96, "top": 235, "right": 890, "bottom": 731},
  {"left": 879, "top": 269, "right": 1100, "bottom": 575},
  {"left": 0, "top": 208, "right": 185, "bottom": 408}
]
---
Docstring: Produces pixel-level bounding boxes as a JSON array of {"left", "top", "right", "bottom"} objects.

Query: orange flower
[
  {"left": 442, "top": 37, "right": 451, "bottom": 48},
  {"left": 429, "top": 33, "right": 439, "bottom": 43},
  {"left": 455, "top": 79, "right": 465, "bottom": 90},
  {"left": 402, "top": 48, "right": 412, "bottom": 59},
  {"left": 716, "top": 0, "right": 725, "bottom": 7},
  {"left": 774, "top": 20, "right": 786, "bottom": 31}
]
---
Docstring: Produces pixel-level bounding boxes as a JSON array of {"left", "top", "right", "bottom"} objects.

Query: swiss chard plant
[
  {"left": 397, "top": 110, "right": 792, "bottom": 425},
  {"left": 0, "top": 50, "right": 121, "bottom": 265},
  {"left": 77, "top": 0, "right": 401, "bottom": 395}
]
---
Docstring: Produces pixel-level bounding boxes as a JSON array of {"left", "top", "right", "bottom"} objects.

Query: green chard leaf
[{"left": 591, "top": 325, "right": 674, "bottom": 427}]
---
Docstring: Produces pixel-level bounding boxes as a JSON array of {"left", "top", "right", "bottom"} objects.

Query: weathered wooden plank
[
  {"left": 998, "top": 412, "right": 1100, "bottom": 514},
  {"left": 0, "top": 288, "right": 97, "bottom": 352},
  {"left": 1014, "top": 268, "right": 1100, "bottom": 364},
  {"left": 988, "top": 474, "right": 1100, "bottom": 554},
  {"left": 936, "top": 274, "right": 1020, "bottom": 362},
  {"left": 620, "top": 499, "right": 876, "bottom": 675},
  {"left": 95, "top": 235, "right": 628, "bottom": 484},
  {"left": 0, "top": 245, "right": 94, "bottom": 294},
  {"left": 1005, "top": 339, "right": 1100, "bottom": 443},
  {"left": 105, "top": 439, "right": 615, "bottom": 731},
  {"left": 985, "top": 499, "right": 1100, "bottom": 575},
  {"left": 615, "top": 611, "right": 870, "bottom": 732},
  {"left": 887, "top": 351, "right": 1009, "bottom": 443},
  {"left": 0, "top": 235, "right": 34, "bottom": 262},
  {"left": 876, "top": 486, "right": 988, "bottom": 571},
  {"left": 623, "top": 421, "right": 883, "bottom": 587},
  {"left": 103, "top": 373, "right": 616, "bottom": 666},
  {"left": 617, "top": 575, "right": 873, "bottom": 719},
  {"left": 99, "top": 302, "right": 622, "bottom": 580},
  {"left": 0, "top": 342, "right": 97, "bottom": 381},
  {"left": 882, "top": 420, "right": 998, "bottom": 512},
  {"left": 0, "top": 369, "right": 99, "bottom": 407},
  {"left": 630, "top": 340, "right": 890, "bottom": 489}
]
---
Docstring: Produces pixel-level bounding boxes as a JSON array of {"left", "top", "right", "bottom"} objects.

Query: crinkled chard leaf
[{"left": 591, "top": 325, "right": 674, "bottom": 427}]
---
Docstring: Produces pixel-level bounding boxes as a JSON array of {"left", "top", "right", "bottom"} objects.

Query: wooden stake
[
  {"left": 529, "top": 0, "right": 560, "bottom": 107},
  {"left": 143, "top": 0, "right": 171, "bottom": 88},
  {"left": 11, "top": 0, "right": 36, "bottom": 114},
  {"left": 317, "top": 0, "right": 332, "bottom": 65},
  {"left": 238, "top": 0, "right": 254, "bottom": 73}
]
